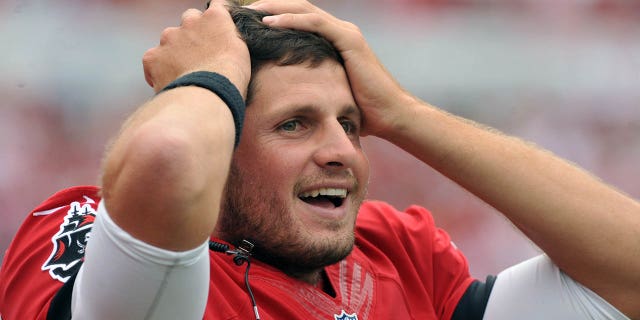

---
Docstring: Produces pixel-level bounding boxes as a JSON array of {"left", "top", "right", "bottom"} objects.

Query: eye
[
  {"left": 340, "top": 120, "right": 357, "bottom": 134},
  {"left": 279, "top": 119, "right": 300, "bottom": 132}
]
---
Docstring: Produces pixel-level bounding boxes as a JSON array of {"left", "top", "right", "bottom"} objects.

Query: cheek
[
  {"left": 242, "top": 149, "right": 302, "bottom": 186},
  {"left": 356, "top": 152, "right": 371, "bottom": 187},
  {"left": 270, "top": 154, "right": 306, "bottom": 184}
]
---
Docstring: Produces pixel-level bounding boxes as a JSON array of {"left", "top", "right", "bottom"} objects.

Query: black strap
[
  {"left": 159, "top": 71, "right": 246, "bottom": 148},
  {"left": 451, "top": 275, "right": 497, "bottom": 320}
]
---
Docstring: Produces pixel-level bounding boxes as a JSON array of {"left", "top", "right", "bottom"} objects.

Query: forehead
[{"left": 248, "top": 61, "right": 358, "bottom": 116}]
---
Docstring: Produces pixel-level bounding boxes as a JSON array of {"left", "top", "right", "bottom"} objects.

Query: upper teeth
[{"left": 299, "top": 188, "right": 347, "bottom": 198}]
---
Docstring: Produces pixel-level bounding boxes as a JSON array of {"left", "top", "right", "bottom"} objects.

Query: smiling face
[{"left": 217, "top": 61, "right": 370, "bottom": 281}]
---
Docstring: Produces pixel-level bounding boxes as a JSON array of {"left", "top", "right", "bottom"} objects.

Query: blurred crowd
[{"left": 1, "top": 0, "right": 638, "bottom": 278}]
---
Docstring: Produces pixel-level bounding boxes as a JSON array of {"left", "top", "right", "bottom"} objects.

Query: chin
[{"left": 253, "top": 228, "right": 356, "bottom": 276}]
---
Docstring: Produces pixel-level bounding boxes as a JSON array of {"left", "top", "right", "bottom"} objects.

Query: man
[{"left": 0, "top": 0, "right": 638, "bottom": 319}]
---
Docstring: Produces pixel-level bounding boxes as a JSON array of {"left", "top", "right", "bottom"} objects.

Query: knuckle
[
  {"left": 281, "top": 13, "right": 296, "bottom": 22},
  {"left": 202, "top": 6, "right": 215, "bottom": 16},
  {"left": 203, "top": 3, "right": 223, "bottom": 17},
  {"left": 350, "top": 27, "right": 365, "bottom": 42},
  {"left": 159, "top": 27, "right": 176, "bottom": 45},
  {"left": 308, "top": 13, "right": 324, "bottom": 27},
  {"left": 181, "top": 15, "right": 198, "bottom": 27},
  {"left": 185, "top": 8, "right": 202, "bottom": 15},
  {"left": 142, "top": 48, "right": 155, "bottom": 63},
  {"left": 142, "top": 51, "right": 156, "bottom": 87},
  {"left": 345, "top": 21, "right": 360, "bottom": 32},
  {"left": 181, "top": 9, "right": 202, "bottom": 27}
]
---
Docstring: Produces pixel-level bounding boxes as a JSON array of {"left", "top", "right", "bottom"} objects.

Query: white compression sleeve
[
  {"left": 71, "top": 201, "right": 210, "bottom": 319},
  {"left": 483, "top": 255, "right": 630, "bottom": 320}
]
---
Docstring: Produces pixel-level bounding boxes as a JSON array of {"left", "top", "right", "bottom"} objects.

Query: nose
[{"left": 313, "top": 121, "right": 360, "bottom": 171}]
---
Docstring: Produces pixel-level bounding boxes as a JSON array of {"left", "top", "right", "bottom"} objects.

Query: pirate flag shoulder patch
[{"left": 41, "top": 200, "right": 97, "bottom": 283}]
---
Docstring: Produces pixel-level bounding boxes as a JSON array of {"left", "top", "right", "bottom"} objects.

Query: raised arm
[
  {"left": 249, "top": 0, "right": 640, "bottom": 317},
  {"left": 101, "top": 1, "right": 250, "bottom": 251}
]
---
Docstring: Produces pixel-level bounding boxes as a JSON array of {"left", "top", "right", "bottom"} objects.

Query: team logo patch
[
  {"left": 334, "top": 310, "right": 358, "bottom": 320},
  {"left": 42, "top": 201, "right": 96, "bottom": 282}
]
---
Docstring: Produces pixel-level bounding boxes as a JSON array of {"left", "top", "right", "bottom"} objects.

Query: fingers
[
  {"left": 247, "top": 0, "right": 331, "bottom": 35},
  {"left": 246, "top": 0, "right": 361, "bottom": 54},
  {"left": 142, "top": 0, "right": 251, "bottom": 96},
  {"left": 264, "top": 13, "right": 363, "bottom": 58},
  {"left": 260, "top": 12, "right": 343, "bottom": 45},
  {"left": 247, "top": 0, "right": 315, "bottom": 15},
  {"left": 247, "top": 0, "right": 311, "bottom": 14},
  {"left": 261, "top": 12, "right": 323, "bottom": 32}
]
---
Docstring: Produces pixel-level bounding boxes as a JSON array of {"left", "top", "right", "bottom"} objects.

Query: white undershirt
[
  {"left": 71, "top": 201, "right": 210, "bottom": 319},
  {"left": 484, "top": 254, "right": 630, "bottom": 320}
]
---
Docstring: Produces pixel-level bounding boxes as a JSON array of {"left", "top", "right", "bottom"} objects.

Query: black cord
[
  {"left": 209, "top": 240, "right": 261, "bottom": 320},
  {"left": 208, "top": 241, "right": 230, "bottom": 253},
  {"left": 242, "top": 259, "right": 260, "bottom": 320}
]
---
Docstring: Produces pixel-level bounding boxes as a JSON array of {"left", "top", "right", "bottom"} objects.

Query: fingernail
[{"left": 262, "top": 16, "right": 276, "bottom": 24}]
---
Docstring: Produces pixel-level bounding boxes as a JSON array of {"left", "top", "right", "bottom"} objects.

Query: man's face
[{"left": 217, "top": 61, "right": 369, "bottom": 277}]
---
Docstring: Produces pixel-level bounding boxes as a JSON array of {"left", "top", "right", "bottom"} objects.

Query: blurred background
[{"left": 1, "top": 0, "right": 638, "bottom": 279}]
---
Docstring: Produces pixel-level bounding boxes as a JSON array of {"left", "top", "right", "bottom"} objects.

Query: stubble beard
[{"left": 217, "top": 162, "right": 365, "bottom": 279}]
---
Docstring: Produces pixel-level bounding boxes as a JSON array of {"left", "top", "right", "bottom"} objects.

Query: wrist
[
  {"left": 204, "top": 65, "right": 250, "bottom": 101},
  {"left": 159, "top": 71, "right": 246, "bottom": 148},
  {"left": 372, "top": 93, "right": 425, "bottom": 140}
]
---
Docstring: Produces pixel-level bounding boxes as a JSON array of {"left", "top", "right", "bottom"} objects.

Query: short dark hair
[{"left": 208, "top": 1, "right": 343, "bottom": 103}]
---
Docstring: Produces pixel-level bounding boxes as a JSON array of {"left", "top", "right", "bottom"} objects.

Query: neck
[
  {"left": 289, "top": 269, "right": 322, "bottom": 286},
  {"left": 290, "top": 269, "right": 336, "bottom": 297}
]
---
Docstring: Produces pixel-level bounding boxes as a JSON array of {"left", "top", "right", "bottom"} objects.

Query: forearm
[
  {"left": 381, "top": 97, "right": 640, "bottom": 315},
  {"left": 101, "top": 86, "right": 235, "bottom": 251}
]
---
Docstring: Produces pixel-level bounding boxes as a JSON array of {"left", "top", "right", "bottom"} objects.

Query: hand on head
[
  {"left": 247, "top": 0, "right": 414, "bottom": 138},
  {"left": 142, "top": 0, "right": 415, "bottom": 138},
  {"left": 142, "top": 0, "right": 251, "bottom": 97}
]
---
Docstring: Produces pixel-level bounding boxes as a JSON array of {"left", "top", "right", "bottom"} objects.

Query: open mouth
[{"left": 298, "top": 188, "right": 347, "bottom": 209}]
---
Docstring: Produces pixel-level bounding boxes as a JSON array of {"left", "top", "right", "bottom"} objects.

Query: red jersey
[{"left": 0, "top": 186, "right": 473, "bottom": 319}]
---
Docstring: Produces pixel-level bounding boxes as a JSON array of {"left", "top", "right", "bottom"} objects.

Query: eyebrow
[
  {"left": 341, "top": 105, "right": 361, "bottom": 121},
  {"left": 271, "top": 104, "right": 361, "bottom": 121}
]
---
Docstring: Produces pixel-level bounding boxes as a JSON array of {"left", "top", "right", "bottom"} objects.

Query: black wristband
[{"left": 159, "top": 71, "right": 245, "bottom": 148}]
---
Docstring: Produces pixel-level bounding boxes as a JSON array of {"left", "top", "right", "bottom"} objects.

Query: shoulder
[
  {"left": 355, "top": 199, "right": 464, "bottom": 259},
  {"left": 0, "top": 186, "right": 101, "bottom": 319},
  {"left": 353, "top": 199, "right": 443, "bottom": 280},
  {"left": 354, "top": 200, "right": 475, "bottom": 318},
  {"left": 355, "top": 200, "right": 467, "bottom": 277},
  {"left": 33, "top": 186, "right": 101, "bottom": 212}
]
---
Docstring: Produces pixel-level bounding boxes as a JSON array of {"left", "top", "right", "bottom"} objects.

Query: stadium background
[{"left": 1, "top": 0, "right": 639, "bottom": 279}]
